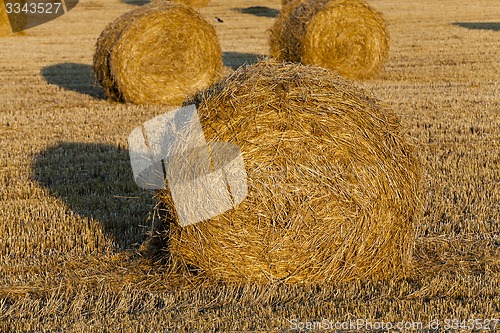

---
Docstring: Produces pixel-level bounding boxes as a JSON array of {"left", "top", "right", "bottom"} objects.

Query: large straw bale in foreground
[
  {"left": 93, "top": 2, "right": 222, "bottom": 105},
  {"left": 156, "top": 60, "right": 422, "bottom": 283},
  {"left": 270, "top": 0, "right": 389, "bottom": 80},
  {"left": 0, "top": 0, "right": 27, "bottom": 36}
]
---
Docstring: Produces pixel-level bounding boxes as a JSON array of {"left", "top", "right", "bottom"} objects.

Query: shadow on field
[
  {"left": 41, "top": 63, "right": 105, "bottom": 100},
  {"left": 122, "top": 0, "right": 148, "bottom": 5},
  {"left": 232, "top": 6, "right": 280, "bottom": 18},
  {"left": 32, "top": 142, "right": 155, "bottom": 250},
  {"left": 223, "top": 52, "right": 263, "bottom": 70},
  {"left": 452, "top": 22, "right": 500, "bottom": 31}
]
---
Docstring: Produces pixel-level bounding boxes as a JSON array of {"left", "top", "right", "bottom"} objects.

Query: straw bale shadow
[
  {"left": 121, "top": 0, "right": 149, "bottom": 5},
  {"left": 223, "top": 52, "right": 263, "bottom": 70},
  {"left": 41, "top": 63, "right": 105, "bottom": 99},
  {"left": 452, "top": 22, "right": 500, "bottom": 31},
  {"left": 32, "top": 142, "right": 155, "bottom": 250},
  {"left": 232, "top": 6, "right": 279, "bottom": 18}
]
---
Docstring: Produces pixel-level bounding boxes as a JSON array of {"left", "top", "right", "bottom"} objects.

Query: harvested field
[
  {"left": 0, "top": 0, "right": 499, "bottom": 331},
  {"left": 151, "top": 0, "right": 211, "bottom": 7}
]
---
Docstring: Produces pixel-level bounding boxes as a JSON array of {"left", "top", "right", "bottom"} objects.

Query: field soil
[{"left": 0, "top": 0, "right": 499, "bottom": 331}]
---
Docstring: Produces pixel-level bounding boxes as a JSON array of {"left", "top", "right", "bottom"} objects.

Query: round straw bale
[
  {"left": 93, "top": 2, "right": 222, "bottom": 105},
  {"left": 0, "top": 0, "right": 27, "bottom": 36},
  {"left": 151, "top": 0, "right": 210, "bottom": 7},
  {"left": 270, "top": 0, "right": 389, "bottom": 80},
  {"left": 155, "top": 60, "right": 422, "bottom": 283}
]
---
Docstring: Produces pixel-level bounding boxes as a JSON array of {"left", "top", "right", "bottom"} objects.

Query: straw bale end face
[
  {"left": 270, "top": 0, "right": 390, "bottom": 80},
  {"left": 93, "top": 2, "right": 222, "bottom": 105},
  {"left": 154, "top": 60, "right": 422, "bottom": 284}
]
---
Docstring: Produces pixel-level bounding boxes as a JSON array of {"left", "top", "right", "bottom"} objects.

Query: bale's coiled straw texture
[
  {"left": 155, "top": 60, "right": 422, "bottom": 283},
  {"left": 270, "top": 0, "right": 389, "bottom": 80},
  {"left": 93, "top": 2, "right": 222, "bottom": 105}
]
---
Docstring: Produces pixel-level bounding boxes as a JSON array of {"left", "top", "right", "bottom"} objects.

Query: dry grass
[
  {"left": 93, "top": 2, "right": 222, "bottom": 105},
  {"left": 270, "top": 0, "right": 389, "bottom": 80},
  {"left": 155, "top": 59, "right": 422, "bottom": 283},
  {"left": 0, "top": 0, "right": 499, "bottom": 331}
]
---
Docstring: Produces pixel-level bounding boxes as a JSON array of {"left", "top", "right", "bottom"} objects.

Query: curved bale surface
[
  {"left": 93, "top": 2, "right": 222, "bottom": 106},
  {"left": 0, "top": 0, "right": 27, "bottom": 36},
  {"left": 270, "top": 0, "right": 389, "bottom": 80},
  {"left": 156, "top": 60, "right": 423, "bottom": 284}
]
